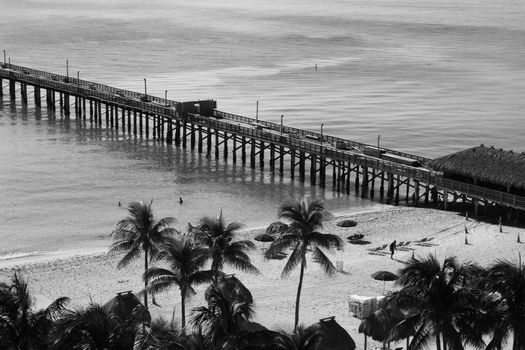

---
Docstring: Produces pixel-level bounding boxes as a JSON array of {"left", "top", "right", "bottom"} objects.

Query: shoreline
[
  {"left": 2, "top": 205, "right": 524, "bottom": 349},
  {"left": 0, "top": 204, "right": 392, "bottom": 269}
]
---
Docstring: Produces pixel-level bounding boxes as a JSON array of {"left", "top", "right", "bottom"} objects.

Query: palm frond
[
  {"left": 441, "top": 321, "right": 465, "bottom": 350},
  {"left": 408, "top": 321, "right": 434, "bottom": 350},
  {"left": 229, "top": 240, "right": 256, "bottom": 251},
  {"left": 223, "top": 251, "right": 260, "bottom": 275},
  {"left": 397, "top": 254, "right": 442, "bottom": 288},
  {"left": 308, "top": 231, "right": 344, "bottom": 251},
  {"left": 190, "top": 306, "right": 216, "bottom": 329},
  {"left": 42, "top": 296, "right": 70, "bottom": 320},
  {"left": 155, "top": 217, "right": 177, "bottom": 230},
  {"left": 144, "top": 267, "right": 178, "bottom": 283},
  {"left": 281, "top": 243, "right": 304, "bottom": 278},
  {"left": 312, "top": 247, "right": 336, "bottom": 276},
  {"left": 110, "top": 227, "right": 137, "bottom": 240},
  {"left": 116, "top": 245, "right": 141, "bottom": 269},
  {"left": 145, "top": 278, "right": 178, "bottom": 297},
  {"left": 265, "top": 234, "right": 299, "bottom": 259},
  {"left": 11, "top": 272, "right": 33, "bottom": 314},
  {"left": 388, "top": 312, "right": 420, "bottom": 341},
  {"left": 108, "top": 239, "right": 136, "bottom": 254},
  {"left": 224, "top": 221, "right": 244, "bottom": 235},
  {"left": 190, "top": 270, "right": 217, "bottom": 286}
]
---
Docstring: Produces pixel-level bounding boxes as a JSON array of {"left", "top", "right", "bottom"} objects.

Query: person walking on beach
[
  {"left": 179, "top": 197, "right": 183, "bottom": 204},
  {"left": 389, "top": 240, "right": 397, "bottom": 259}
]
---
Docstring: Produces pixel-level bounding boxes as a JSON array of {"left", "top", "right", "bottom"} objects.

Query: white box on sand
[{"left": 348, "top": 294, "right": 382, "bottom": 319}]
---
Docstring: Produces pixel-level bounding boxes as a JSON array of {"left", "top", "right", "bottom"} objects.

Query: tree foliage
[
  {"left": 0, "top": 273, "right": 69, "bottom": 350},
  {"left": 265, "top": 197, "right": 343, "bottom": 330}
]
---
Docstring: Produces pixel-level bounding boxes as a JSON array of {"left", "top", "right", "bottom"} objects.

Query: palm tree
[
  {"left": 467, "top": 290, "right": 508, "bottom": 350},
  {"left": 480, "top": 259, "right": 525, "bottom": 350},
  {"left": 194, "top": 212, "right": 259, "bottom": 281},
  {"left": 246, "top": 325, "right": 322, "bottom": 350},
  {"left": 359, "top": 306, "right": 412, "bottom": 350},
  {"left": 191, "top": 281, "right": 254, "bottom": 348},
  {"left": 265, "top": 197, "right": 343, "bottom": 330},
  {"left": 388, "top": 254, "right": 486, "bottom": 350},
  {"left": 143, "top": 237, "right": 213, "bottom": 328},
  {"left": 0, "top": 272, "right": 69, "bottom": 350},
  {"left": 49, "top": 302, "right": 135, "bottom": 350},
  {"left": 109, "top": 200, "right": 177, "bottom": 311},
  {"left": 134, "top": 317, "right": 185, "bottom": 350}
]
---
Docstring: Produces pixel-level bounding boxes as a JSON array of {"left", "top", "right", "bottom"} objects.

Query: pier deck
[{"left": 1, "top": 62, "right": 524, "bottom": 216}]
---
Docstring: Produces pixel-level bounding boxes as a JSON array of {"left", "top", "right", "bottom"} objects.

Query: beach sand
[{"left": 1, "top": 206, "right": 524, "bottom": 349}]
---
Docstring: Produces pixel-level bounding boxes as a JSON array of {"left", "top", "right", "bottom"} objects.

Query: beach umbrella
[
  {"left": 254, "top": 233, "right": 275, "bottom": 242},
  {"left": 337, "top": 219, "right": 358, "bottom": 228},
  {"left": 347, "top": 234, "right": 365, "bottom": 241},
  {"left": 371, "top": 270, "right": 399, "bottom": 294}
]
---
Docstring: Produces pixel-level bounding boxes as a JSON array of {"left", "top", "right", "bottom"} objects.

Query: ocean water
[{"left": 1, "top": 0, "right": 524, "bottom": 263}]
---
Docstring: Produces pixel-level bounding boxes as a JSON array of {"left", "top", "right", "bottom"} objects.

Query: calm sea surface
[{"left": 1, "top": 0, "right": 524, "bottom": 263}]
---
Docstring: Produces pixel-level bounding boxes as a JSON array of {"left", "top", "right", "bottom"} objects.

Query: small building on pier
[{"left": 429, "top": 145, "right": 525, "bottom": 197}]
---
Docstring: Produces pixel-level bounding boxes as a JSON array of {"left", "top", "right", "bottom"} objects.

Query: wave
[
  {"left": 0, "top": 247, "right": 108, "bottom": 269},
  {"left": 0, "top": 251, "right": 43, "bottom": 261}
]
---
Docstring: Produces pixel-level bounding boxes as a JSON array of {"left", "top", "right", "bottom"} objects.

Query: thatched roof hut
[
  {"left": 205, "top": 274, "right": 253, "bottom": 304},
  {"left": 428, "top": 145, "right": 525, "bottom": 193},
  {"left": 305, "top": 316, "right": 356, "bottom": 350},
  {"left": 103, "top": 291, "right": 151, "bottom": 324}
]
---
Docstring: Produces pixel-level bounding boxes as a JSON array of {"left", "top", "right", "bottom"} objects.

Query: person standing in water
[{"left": 179, "top": 197, "right": 183, "bottom": 204}]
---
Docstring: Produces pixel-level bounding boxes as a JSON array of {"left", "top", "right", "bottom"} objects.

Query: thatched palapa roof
[
  {"left": 103, "top": 291, "right": 151, "bottom": 324},
  {"left": 429, "top": 145, "right": 525, "bottom": 190},
  {"left": 306, "top": 316, "right": 356, "bottom": 350}
]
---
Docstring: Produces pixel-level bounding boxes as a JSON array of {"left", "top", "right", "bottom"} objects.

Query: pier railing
[
  {"left": 1, "top": 63, "right": 428, "bottom": 163},
  {"left": 1, "top": 64, "right": 178, "bottom": 115},
  {"left": 213, "top": 110, "right": 431, "bottom": 164},
  {"left": 193, "top": 113, "right": 525, "bottom": 209},
  {"left": 3, "top": 64, "right": 525, "bottom": 210}
]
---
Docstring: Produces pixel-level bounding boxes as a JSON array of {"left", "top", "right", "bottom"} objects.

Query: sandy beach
[{"left": 1, "top": 206, "right": 524, "bottom": 349}]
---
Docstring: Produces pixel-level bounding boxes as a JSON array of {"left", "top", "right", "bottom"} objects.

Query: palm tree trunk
[
  {"left": 144, "top": 249, "right": 149, "bottom": 311},
  {"left": 436, "top": 332, "right": 441, "bottom": 350},
  {"left": 212, "top": 254, "right": 219, "bottom": 284},
  {"left": 181, "top": 290, "right": 186, "bottom": 329},
  {"left": 294, "top": 257, "right": 306, "bottom": 331}
]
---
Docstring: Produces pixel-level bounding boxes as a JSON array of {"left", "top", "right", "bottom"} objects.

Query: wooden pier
[{"left": 1, "top": 62, "right": 524, "bottom": 218}]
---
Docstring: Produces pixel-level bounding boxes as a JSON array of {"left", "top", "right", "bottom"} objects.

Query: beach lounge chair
[
  {"left": 367, "top": 244, "right": 387, "bottom": 252},
  {"left": 415, "top": 237, "right": 438, "bottom": 247},
  {"left": 398, "top": 241, "right": 414, "bottom": 251},
  {"left": 367, "top": 244, "right": 389, "bottom": 256}
]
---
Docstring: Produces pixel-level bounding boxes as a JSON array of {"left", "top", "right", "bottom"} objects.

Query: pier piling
[{"left": 2, "top": 62, "right": 524, "bottom": 218}]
